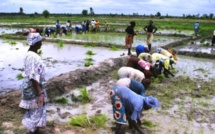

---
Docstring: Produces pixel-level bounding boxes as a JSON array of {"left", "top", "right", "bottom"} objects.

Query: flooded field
[{"left": 1, "top": 25, "right": 215, "bottom": 134}]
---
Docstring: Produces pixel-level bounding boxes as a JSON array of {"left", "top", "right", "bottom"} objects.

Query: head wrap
[
  {"left": 144, "top": 96, "right": 159, "bottom": 108},
  {"left": 29, "top": 28, "right": 36, "bottom": 33},
  {"left": 27, "top": 33, "right": 42, "bottom": 46},
  {"left": 156, "top": 48, "right": 162, "bottom": 53}
]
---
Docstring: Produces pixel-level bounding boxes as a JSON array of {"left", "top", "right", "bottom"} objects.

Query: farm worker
[
  {"left": 125, "top": 21, "right": 137, "bottom": 55},
  {"left": 56, "top": 20, "right": 61, "bottom": 35},
  {"left": 91, "top": 19, "right": 96, "bottom": 32},
  {"left": 109, "top": 86, "right": 159, "bottom": 134},
  {"left": 194, "top": 21, "right": 200, "bottom": 36},
  {"left": 118, "top": 66, "right": 152, "bottom": 88},
  {"left": 135, "top": 45, "right": 149, "bottom": 57},
  {"left": 143, "top": 20, "right": 157, "bottom": 52},
  {"left": 19, "top": 33, "right": 48, "bottom": 133},
  {"left": 151, "top": 53, "right": 175, "bottom": 77},
  {"left": 95, "top": 20, "right": 100, "bottom": 31},
  {"left": 116, "top": 77, "right": 149, "bottom": 96},
  {"left": 156, "top": 47, "right": 178, "bottom": 61},
  {"left": 118, "top": 66, "right": 145, "bottom": 82},
  {"left": 104, "top": 21, "right": 109, "bottom": 32},
  {"left": 211, "top": 30, "right": 215, "bottom": 46},
  {"left": 82, "top": 20, "right": 87, "bottom": 34},
  {"left": 66, "top": 20, "right": 72, "bottom": 32},
  {"left": 126, "top": 56, "right": 154, "bottom": 79},
  {"left": 138, "top": 52, "right": 152, "bottom": 63}
]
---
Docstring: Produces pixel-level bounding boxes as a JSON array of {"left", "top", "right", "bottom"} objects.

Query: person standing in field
[
  {"left": 194, "top": 21, "right": 200, "bottom": 36},
  {"left": 56, "top": 20, "right": 61, "bottom": 35},
  {"left": 19, "top": 33, "right": 48, "bottom": 134},
  {"left": 143, "top": 20, "right": 157, "bottom": 52},
  {"left": 125, "top": 21, "right": 137, "bottom": 55},
  {"left": 104, "top": 21, "right": 109, "bottom": 32}
]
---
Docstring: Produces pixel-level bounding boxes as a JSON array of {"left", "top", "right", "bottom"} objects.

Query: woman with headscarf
[
  {"left": 126, "top": 56, "right": 154, "bottom": 79},
  {"left": 156, "top": 47, "right": 178, "bottom": 62},
  {"left": 135, "top": 45, "right": 149, "bottom": 57},
  {"left": 125, "top": 21, "right": 137, "bottom": 55},
  {"left": 19, "top": 33, "right": 48, "bottom": 134},
  {"left": 109, "top": 86, "right": 159, "bottom": 134}
]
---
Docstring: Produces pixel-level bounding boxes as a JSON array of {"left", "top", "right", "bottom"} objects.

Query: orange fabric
[
  {"left": 125, "top": 35, "right": 134, "bottom": 48},
  {"left": 168, "top": 49, "right": 178, "bottom": 61}
]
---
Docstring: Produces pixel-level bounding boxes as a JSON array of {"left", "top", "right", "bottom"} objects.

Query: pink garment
[
  {"left": 138, "top": 59, "right": 151, "bottom": 70},
  {"left": 29, "top": 28, "right": 36, "bottom": 33}
]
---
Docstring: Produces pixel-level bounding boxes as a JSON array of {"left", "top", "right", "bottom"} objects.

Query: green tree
[
  {"left": 82, "top": 9, "right": 88, "bottom": 16},
  {"left": 156, "top": 12, "right": 161, "bottom": 17},
  {"left": 19, "top": 7, "right": 23, "bottom": 14},
  {"left": 42, "top": 10, "right": 50, "bottom": 18},
  {"left": 209, "top": 13, "right": 214, "bottom": 19},
  {"left": 90, "top": 7, "right": 94, "bottom": 15}
]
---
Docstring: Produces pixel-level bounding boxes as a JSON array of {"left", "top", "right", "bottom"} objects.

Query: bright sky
[{"left": 1, "top": 0, "right": 214, "bottom": 16}]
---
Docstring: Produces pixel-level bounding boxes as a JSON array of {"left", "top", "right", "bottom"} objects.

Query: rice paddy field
[{"left": 0, "top": 15, "right": 215, "bottom": 134}]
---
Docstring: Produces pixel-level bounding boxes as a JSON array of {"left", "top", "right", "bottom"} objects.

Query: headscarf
[
  {"left": 144, "top": 96, "right": 159, "bottom": 108},
  {"left": 27, "top": 33, "right": 42, "bottom": 46}
]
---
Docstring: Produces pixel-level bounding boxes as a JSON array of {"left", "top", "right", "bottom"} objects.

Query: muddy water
[{"left": 176, "top": 39, "right": 215, "bottom": 54}]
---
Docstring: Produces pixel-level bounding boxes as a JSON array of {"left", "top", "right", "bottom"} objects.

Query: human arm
[
  {"left": 143, "top": 25, "right": 147, "bottom": 32},
  {"left": 31, "top": 79, "right": 44, "bottom": 107},
  {"left": 153, "top": 26, "right": 157, "bottom": 34}
]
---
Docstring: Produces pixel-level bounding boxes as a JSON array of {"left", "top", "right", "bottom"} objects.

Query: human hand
[{"left": 37, "top": 94, "right": 44, "bottom": 107}]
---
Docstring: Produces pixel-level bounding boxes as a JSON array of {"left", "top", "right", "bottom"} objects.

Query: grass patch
[
  {"left": 16, "top": 73, "right": 23, "bottom": 80},
  {"left": 54, "top": 97, "right": 68, "bottom": 104}
]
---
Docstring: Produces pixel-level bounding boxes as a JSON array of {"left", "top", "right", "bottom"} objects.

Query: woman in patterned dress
[{"left": 19, "top": 33, "right": 48, "bottom": 134}]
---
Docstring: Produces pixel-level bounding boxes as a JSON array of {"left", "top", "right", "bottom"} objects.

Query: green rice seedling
[
  {"left": 191, "top": 41, "right": 194, "bottom": 44},
  {"left": 79, "top": 87, "right": 92, "bottom": 103},
  {"left": 154, "top": 78, "right": 161, "bottom": 83},
  {"left": 142, "top": 120, "right": 155, "bottom": 128},
  {"left": 84, "top": 57, "right": 93, "bottom": 62},
  {"left": 109, "top": 45, "right": 119, "bottom": 51},
  {"left": 9, "top": 40, "right": 17, "bottom": 45},
  {"left": 57, "top": 40, "right": 65, "bottom": 48},
  {"left": 16, "top": 73, "right": 23, "bottom": 80},
  {"left": 91, "top": 114, "right": 107, "bottom": 127},
  {"left": 84, "top": 60, "right": 93, "bottom": 67},
  {"left": 52, "top": 33, "right": 57, "bottom": 38},
  {"left": 71, "top": 93, "right": 80, "bottom": 102},
  {"left": 69, "top": 114, "right": 91, "bottom": 127},
  {"left": 86, "top": 50, "right": 96, "bottom": 56},
  {"left": 112, "top": 70, "right": 118, "bottom": 80},
  {"left": 200, "top": 38, "right": 205, "bottom": 43},
  {"left": 54, "top": 97, "right": 68, "bottom": 104},
  {"left": 38, "top": 49, "right": 43, "bottom": 55}
]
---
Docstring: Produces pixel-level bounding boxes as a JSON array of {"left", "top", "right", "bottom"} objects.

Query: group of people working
[
  {"left": 110, "top": 44, "right": 178, "bottom": 133},
  {"left": 125, "top": 20, "right": 157, "bottom": 55}
]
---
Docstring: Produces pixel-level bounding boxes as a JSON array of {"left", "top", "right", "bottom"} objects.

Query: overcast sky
[{"left": 1, "top": 0, "right": 214, "bottom": 16}]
